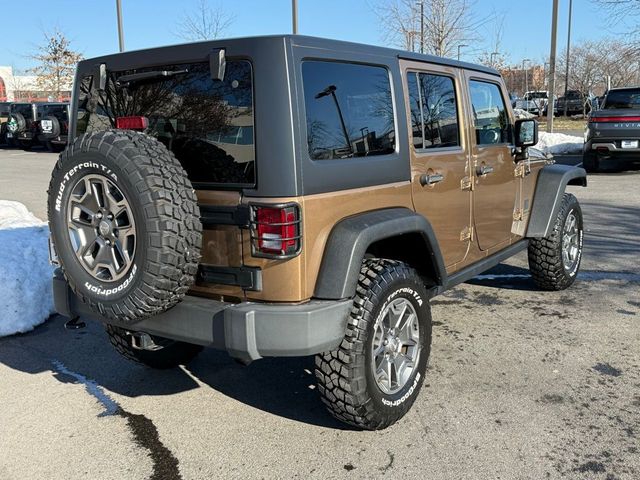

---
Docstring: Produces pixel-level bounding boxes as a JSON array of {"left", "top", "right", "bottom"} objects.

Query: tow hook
[
  {"left": 129, "top": 331, "right": 164, "bottom": 351},
  {"left": 64, "top": 316, "right": 86, "bottom": 330}
]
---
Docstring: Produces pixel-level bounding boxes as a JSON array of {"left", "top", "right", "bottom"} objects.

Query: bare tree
[
  {"left": 477, "top": 14, "right": 507, "bottom": 69},
  {"left": 28, "top": 29, "right": 82, "bottom": 100},
  {"left": 592, "top": 0, "right": 640, "bottom": 41},
  {"left": 176, "top": 0, "right": 234, "bottom": 41},
  {"left": 374, "top": 0, "right": 490, "bottom": 58}
]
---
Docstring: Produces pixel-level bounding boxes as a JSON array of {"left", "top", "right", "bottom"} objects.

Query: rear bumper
[
  {"left": 38, "top": 134, "right": 68, "bottom": 144},
  {"left": 587, "top": 141, "right": 640, "bottom": 154},
  {"left": 52, "top": 272, "right": 350, "bottom": 363}
]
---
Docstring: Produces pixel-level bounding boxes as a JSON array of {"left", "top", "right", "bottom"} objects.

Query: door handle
[
  {"left": 476, "top": 165, "right": 494, "bottom": 176},
  {"left": 420, "top": 173, "right": 444, "bottom": 186}
]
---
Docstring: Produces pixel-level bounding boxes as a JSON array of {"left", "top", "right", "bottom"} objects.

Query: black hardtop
[{"left": 76, "top": 34, "right": 499, "bottom": 76}]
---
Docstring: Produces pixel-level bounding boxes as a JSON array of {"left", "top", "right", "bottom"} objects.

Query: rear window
[
  {"left": 76, "top": 60, "right": 255, "bottom": 187},
  {"left": 302, "top": 61, "right": 395, "bottom": 160},
  {"left": 603, "top": 89, "right": 640, "bottom": 109},
  {"left": 39, "top": 104, "right": 69, "bottom": 121},
  {"left": 0, "top": 103, "right": 10, "bottom": 116},
  {"left": 11, "top": 104, "right": 32, "bottom": 119}
]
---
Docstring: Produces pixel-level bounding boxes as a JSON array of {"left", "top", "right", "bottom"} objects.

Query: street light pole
[
  {"left": 563, "top": 0, "right": 573, "bottom": 116},
  {"left": 547, "top": 0, "right": 560, "bottom": 132},
  {"left": 116, "top": 0, "right": 125, "bottom": 52},
  {"left": 457, "top": 44, "right": 467, "bottom": 61},
  {"left": 292, "top": 0, "right": 298, "bottom": 34}
]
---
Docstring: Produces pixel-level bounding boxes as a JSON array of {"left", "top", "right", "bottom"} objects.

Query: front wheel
[
  {"left": 315, "top": 259, "right": 431, "bottom": 430},
  {"left": 528, "top": 193, "right": 584, "bottom": 290}
]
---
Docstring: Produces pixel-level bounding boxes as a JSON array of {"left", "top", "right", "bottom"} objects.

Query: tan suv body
[{"left": 50, "top": 36, "right": 586, "bottom": 429}]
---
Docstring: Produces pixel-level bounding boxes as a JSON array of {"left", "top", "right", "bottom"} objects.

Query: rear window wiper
[{"left": 116, "top": 69, "right": 189, "bottom": 86}]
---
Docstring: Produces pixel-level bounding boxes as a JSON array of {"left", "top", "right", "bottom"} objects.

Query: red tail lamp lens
[
  {"left": 116, "top": 116, "right": 149, "bottom": 130},
  {"left": 252, "top": 205, "right": 300, "bottom": 257}
]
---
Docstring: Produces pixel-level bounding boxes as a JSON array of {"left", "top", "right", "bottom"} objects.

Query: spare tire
[
  {"left": 47, "top": 130, "right": 202, "bottom": 323},
  {"left": 7, "top": 113, "right": 26, "bottom": 133},
  {"left": 40, "top": 115, "right": 61, "bottom": 139}
]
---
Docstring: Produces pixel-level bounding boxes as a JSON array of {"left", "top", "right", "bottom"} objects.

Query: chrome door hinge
[
  {"left": 460, "top": 226, "right": 474, "bottom": 241},
  {"left": 461, "top": 176, "right": 474, "bottom": 191},
  {"left": 514, "top": 162, "right": 531, "bottom": 178},
  {"left": 513, "top": 209, "right": 524, "bottom": 221}
]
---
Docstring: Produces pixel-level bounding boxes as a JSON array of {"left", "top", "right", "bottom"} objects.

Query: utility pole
[
  {"left": 292, "top": 0, "right": 298, "bottom": 34},
  {"left": 419, "top": 0, "right": 424, "bottom": 54},
  {"left": 116, "top": 0, "right": 125, "bottom": 52},
  {"left": 563, "top": 0, "right": 573, "bottom": 116},
  {"left": 547, "top": 0, "right": 559, "bottom": 132}
]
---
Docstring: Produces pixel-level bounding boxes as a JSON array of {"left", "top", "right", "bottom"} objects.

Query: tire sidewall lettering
[
  {"left": 366, "top": 281, "right": 429, "bottom": 411},
  {"left": 54, "top": 161, "right": 119, "bottom": 213}
]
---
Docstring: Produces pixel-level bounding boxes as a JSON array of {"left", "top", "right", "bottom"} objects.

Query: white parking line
[
  {"left": 8, "top": 152, "right": 38, "bottom": 156},
  {"left": 576, "top": 162, "right": 583, "bottom": 167}
]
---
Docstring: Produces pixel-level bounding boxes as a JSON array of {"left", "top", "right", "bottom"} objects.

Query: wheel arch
[
  {"left": 313, "top": 208, "right": 446, "bottom": 300},
  {"left": 527, "top": 164, "right": 587, "bottom": 238}
]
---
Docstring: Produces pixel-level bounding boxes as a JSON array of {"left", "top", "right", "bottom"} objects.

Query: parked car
[
  {"left": 583, "top": 86, "right": 640, "bottom": 172},
  {"left": 557, "top": 90, "right": 597, "bottom": 116},
  {"left": 49, "top": 35, "right": 586, "bottom": 430},
  {"left": 36, "top": 102, "right": 70, "bottom": 152},
  {"left": 6, "top": 102, "right": 38, "bottom": 149},
  {"left": 0, "top": 101, "right": 11, "bottom": 145},
  {"left": 514, "top": 91, "right": 552, "bottom": 115}
]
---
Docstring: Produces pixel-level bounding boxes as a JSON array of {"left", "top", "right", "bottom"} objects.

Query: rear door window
[
  {"left": 407, "top": 72, "right": 460, "bottom": 149},
  {"left": 469, "top": 80, "right": 512, "bottom": 146},
  {"left": 302, "top": 61, "right": 395, "bottom": 160},
  {"left": 77, "top": 61, "right": 255, "bottom": 187}
]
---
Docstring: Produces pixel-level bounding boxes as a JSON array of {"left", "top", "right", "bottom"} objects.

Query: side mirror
[{"left": 515, "top": 118, "right": 538, "bottom": 148}]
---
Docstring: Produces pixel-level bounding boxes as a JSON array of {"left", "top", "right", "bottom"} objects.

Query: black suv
[
  {"left": 36, "top": 102, "right": 70, "bottom": 152},
  {"left": 5, "top": 103, "right": 37, "bottom": 148},
  {"left": 0, "top": 101, "right": 11, "bottom": 145}
]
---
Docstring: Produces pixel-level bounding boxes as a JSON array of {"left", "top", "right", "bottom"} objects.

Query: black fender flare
[
  {"left": 313, "top": 208, "right": 446, "bottom": 299},
  {"left": 527, "top": 164, "right": 587, "bottom": 238}
]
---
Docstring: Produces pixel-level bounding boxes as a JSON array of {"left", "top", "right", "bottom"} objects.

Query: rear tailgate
[{"left": 589, "top": 109, "right": 640, "bottom": 142}]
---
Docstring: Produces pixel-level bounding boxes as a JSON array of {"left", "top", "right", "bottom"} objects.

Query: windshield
[
  {"left": 11, "top": 104, "right": 32, "bottom": 119},
  {"left": 76, "top": 60, "right": 255, "bottom": 187},
  {"left": 603, "top": 89, "right": 640, "bottom": 109}
]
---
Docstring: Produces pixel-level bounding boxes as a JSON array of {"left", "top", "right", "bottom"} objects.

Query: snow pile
[
  {"left": 0, "top": 201, "right": 55, "bottom": 337},
  {"left": 513, "top": 108, "right": 536, "bottom": 120},
  {"left": 537, "top": 131, "right": 584, "bottom": 155}
]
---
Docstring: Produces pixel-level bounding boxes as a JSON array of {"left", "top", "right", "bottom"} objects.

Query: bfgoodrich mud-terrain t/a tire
[
  {"left": 47, "top": 130, "right": 202, "bottom": 323},
  {"left": 105, "top": 325, "right": 202, "bottom": 369},
  {"left": 528, "top": 193, "right": 583, "bottom": 290},
  {"left": 315, "top": 259, "right": 432, "bottom": 430}
]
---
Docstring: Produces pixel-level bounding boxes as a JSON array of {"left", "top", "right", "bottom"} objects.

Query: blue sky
[{"left": 0, "top": 0, "right": 617, "bottom": 72}]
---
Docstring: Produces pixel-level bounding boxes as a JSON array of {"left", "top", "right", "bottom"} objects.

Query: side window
[
  {"left": 302, "top": 61, "right": 395, "bottom": 160},
  {"left": 407, "top": 72, "right": 460, "bottom": 149},
  {"left": 469, "top": 80, "right": 512, "bottom": 146}
]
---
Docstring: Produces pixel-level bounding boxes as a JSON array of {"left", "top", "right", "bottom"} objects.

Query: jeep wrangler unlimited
[{"left": 48, "top": 35, "right": 586, "bottom": 430}]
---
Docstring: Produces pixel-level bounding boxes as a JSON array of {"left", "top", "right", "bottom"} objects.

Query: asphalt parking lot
[{"left": 0, "top": 147, "right": 639, "bottom": 479}]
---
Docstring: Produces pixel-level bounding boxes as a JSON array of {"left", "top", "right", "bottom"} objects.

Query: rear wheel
[
  {"left": 528, "top": 193, "right": 583, "bottom": 290},
  {"left": 105, "top": 324, "right": 202, "bottom": 369},
  {"left": 315, "top": 259, "right": 431, "bottom": 430}
]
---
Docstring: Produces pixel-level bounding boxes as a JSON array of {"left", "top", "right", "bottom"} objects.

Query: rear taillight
[
  {"left": 590, "top": 116, "right": 640, "bottom": 123},
  {"left": 116, "top": 116, "right": 149, "bottom": 130},
  {"left": 250, "top": 203, "right": 301, "bottom": 258}
]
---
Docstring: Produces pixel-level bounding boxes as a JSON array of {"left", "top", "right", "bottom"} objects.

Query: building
[
  {"left": 500, "top": 65, "right": 546, "bottom": 96},
  {"left": 0, "top": 66, "right": 71, "bottom": 102}
]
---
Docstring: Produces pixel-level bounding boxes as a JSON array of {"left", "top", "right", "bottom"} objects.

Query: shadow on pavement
[{"left": 0, "top": 314, "right": 347, "bottom": 429}]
